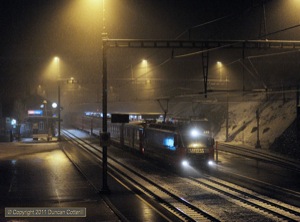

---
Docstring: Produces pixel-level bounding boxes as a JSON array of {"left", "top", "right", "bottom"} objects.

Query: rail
[
  {"left": 217, "top": 142, "right": 300, "bottom": 173},
  {"left": 61, "top": 129, "right": 300, "bottom": 221},
  {"left": 62, "top": 129, "right": 220, "bottom": 222}
]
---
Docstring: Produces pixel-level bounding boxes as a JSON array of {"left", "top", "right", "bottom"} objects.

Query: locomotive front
[{"left": 179, "top": 121, "right": 214, "bottom": 166}]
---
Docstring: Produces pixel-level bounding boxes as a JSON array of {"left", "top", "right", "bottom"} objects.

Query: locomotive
[
  {"left": 143, "top": 121, "right": 215, "bottom": 166},
  {"left": 71, "top": 113, "right": 215, "bottom": 167}
]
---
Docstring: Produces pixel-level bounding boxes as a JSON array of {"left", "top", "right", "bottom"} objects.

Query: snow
[{"left": 215, "top": 93, "right": 297, "bottom": 149}]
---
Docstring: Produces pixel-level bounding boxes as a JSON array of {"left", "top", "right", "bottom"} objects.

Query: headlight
[
  {"left": 208, "top": 160, "right": 215, "bottom": 166},
  {"left": 190, "top": 128, "right": 200, "bottom": 137},
  {"left": 181, "top": 160, "right": 189, "bottom": 167}
]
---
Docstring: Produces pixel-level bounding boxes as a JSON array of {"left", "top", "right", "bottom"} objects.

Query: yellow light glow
[
  {"left": 51, "top": 151, "right": 66, "bottom": 162},
  {"left": 217, "top": 61, "right": 224, "bottom": 81},
  {"left": 41, "top": 57, "right": 62, "bottom": 81},
  {"left": 188, "top": 146, "right": 206, "bottom": 153},
  {"left": 62, "top": 0, "right": 104, "bottom": 32}
]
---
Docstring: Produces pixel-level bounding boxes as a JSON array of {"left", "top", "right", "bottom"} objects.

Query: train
[{"left": 71, "top": 113, "right": 215, "bottom": 167}]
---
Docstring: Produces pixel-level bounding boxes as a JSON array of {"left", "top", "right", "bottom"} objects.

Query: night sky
[{"left": 1, "top": 0, "right": 300, "bottom": 116}]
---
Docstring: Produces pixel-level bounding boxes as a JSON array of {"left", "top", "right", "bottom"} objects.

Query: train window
[
  {"left": 163, "top": 137, "right": 176, "bottom": 150},
  {"left": 39, "top": 121, "right": 44, "bottom": 130}
]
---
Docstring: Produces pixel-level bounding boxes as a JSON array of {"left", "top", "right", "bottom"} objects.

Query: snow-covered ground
[{"left": 215, "top": 93, "right": 297, "bottom": 149}]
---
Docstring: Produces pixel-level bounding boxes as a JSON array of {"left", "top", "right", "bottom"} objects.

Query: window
[{"left": 39, "top": 121, "right": 44, "bottom": 130}]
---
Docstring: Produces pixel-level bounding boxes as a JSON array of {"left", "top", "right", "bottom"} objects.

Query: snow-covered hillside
[{"left": 215, "top": 93, "right": 297, "bottom": 149}]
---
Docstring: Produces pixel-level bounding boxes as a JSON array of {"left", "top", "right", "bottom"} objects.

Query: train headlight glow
[
  {"left": 190, "top": 129, "right": 200, "bottom": 137},
  {"left": 208, "top": 160, "right": 215, "bottom": 166},
  {"left": 181, "top": 160, "right": 189, "bottom": 167}
]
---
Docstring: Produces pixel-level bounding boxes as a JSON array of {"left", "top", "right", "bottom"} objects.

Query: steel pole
[
  {"left": 225, "top": 75, "right": 229, "bottom": 142},
  {"left": 58, "top": 83, "right": 61, "bottom": 141},
  {"left": 255, "top": 109, "right": 261, "bottom": 149},
  {"left": 100, "top": 40, "right": 110, "bottom": 193}
]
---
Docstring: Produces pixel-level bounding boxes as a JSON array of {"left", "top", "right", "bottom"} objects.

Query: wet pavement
[
  {"left": 0, "top": 141, "right": 119, "bottom": 222},
  {"left": 0, "top": 139, "right": 177, "bottom": 222}
]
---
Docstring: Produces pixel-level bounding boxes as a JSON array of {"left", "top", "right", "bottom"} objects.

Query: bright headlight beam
[
  {"left": 182, "top": 160, "right": 189, "bottom": 167},
  {"left": 208, "top": 160, "right": 215, "bottom": 166},
  {"left": 190, "top": 128, "right": 200, "bottom": 137}
]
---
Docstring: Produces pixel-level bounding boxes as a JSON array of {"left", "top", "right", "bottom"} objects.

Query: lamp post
[
  {"left": 100, "top": 0, "right": 110, "bottom": 194},
  {"left": 101, "top": 39, "right": 110, "bottom": 193},
  {"left": 54, "top": 57, "right": 61, "bottom": 141},
  {"left": 217, "top": 61, "right": 222, "bottom": 81},
  {"left": 142, "top": 59, "right": 148, "bottom": 82},
  {"left": 225, "top": 75, "right": 229, "bottom": 142},
  {"left": 218, "top": 61, "right": 229, "bottom": 142},
  {"left": 58, "top": 82, "right": 61, "bottom": 141},
  {"left": 255, "top": 109, "right": 261, "bottom": 149},
  {"left": 43, "top": 100, "right": 49, "bottom": 132}
]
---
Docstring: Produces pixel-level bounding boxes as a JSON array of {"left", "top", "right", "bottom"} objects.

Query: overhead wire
[
  {"left": 111, "top": 13, "right": 236, "bottom": 94},
  {"left": 110, "top": 1, "right": 289, "bottom": 102},
  {"left": 246, "top": 49, "right": 300, "bottom": 89}
]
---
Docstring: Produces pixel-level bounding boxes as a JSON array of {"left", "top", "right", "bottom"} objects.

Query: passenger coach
[{"left": 72, "top": 113, "right": 215, "bottom": 167}]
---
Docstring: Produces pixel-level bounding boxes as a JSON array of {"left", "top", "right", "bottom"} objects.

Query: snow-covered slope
[{"left": 215, "top": 94, "right": 297, "bottom": 148}]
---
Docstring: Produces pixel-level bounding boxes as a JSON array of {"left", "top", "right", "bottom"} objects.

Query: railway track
[
  {"left": 186, "top": 176, "right": 300, "bottom": 221},
  {"left": 218, "top": 142, "right": 300, "bottom": 173},
  {"left": 62, "top": 129, "right": 220, "bottom": 222},
  {"left": 62, "top": 129, "right": 300, "bottom": 221}
]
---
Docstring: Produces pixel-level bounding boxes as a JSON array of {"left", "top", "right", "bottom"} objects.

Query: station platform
[{"left": 0, "top": 138, "right": 178, "bottom": 222}]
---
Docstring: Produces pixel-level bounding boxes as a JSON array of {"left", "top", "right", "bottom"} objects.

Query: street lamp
[
  {"left": 142, "top": 59, "right": 148, "bottom": 81},
  {"left": 100, "top": 0, "right": 110, "bottom": 194},
  {"left": 225, "top": 75, "right": 229, "bottom": 142},
  {"left": 43, "top": 100, "right": 48, "bottom": 128},
  {"left": 54, "top": 57, "right": 61, "bottom": 141},
  {"left": 218, "top": 61, "right": 229, "bottom": 142},
  {"left": 217, "top": 61, "right": 222, "bottom": 81},
  {"left": 52, "top": 102, "right": 58, "bottom": 109}
]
